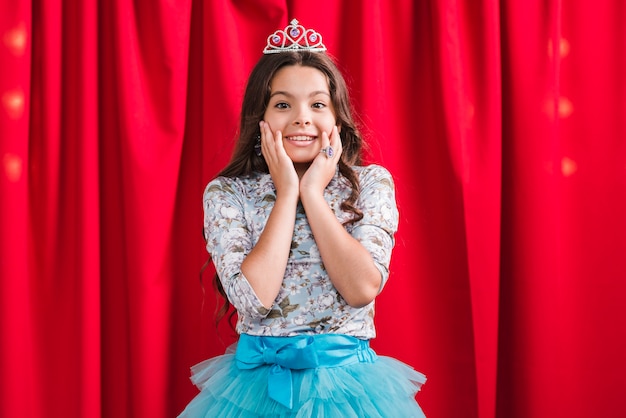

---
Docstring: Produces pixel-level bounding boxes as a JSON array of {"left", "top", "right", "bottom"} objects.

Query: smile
[{"left": 286, "top": 135, "right": 316, "bottom": 141}]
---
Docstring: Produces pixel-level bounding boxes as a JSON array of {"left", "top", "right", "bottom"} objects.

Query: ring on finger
[{"left": 320, "top": 146, "right": 334, "bottom": 159}]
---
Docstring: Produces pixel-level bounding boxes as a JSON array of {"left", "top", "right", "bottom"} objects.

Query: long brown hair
[{"left": 212, "top": 51, "right": 366, "bottom": 326}]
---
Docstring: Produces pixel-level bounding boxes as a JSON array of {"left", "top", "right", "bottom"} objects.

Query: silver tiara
[{"left": 263, "top": 19, "right": 326, "bottom": 54}]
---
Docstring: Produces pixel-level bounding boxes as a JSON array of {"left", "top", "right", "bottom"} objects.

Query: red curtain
[{"left": 1, "top": 1, "right": 625, "bottom": 417}]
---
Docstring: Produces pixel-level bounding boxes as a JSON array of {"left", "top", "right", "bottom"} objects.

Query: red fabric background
[{"left": 1, "top": 1, "right": 625, "bottom": 417}]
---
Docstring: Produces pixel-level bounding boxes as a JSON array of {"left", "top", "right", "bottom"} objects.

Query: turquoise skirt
[{"left": 178, "top": 334, "right": 426, "bottom": 417}]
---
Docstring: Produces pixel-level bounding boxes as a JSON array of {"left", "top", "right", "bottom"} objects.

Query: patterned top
[{"left": 203, "top": 164, "right": 399, "bottom": 339}]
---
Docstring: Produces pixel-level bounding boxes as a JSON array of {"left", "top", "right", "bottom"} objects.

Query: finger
[
  {"left": 321, "top": 130, "right": 330, "bottom": 148},
  {"left": 329, "top": 126, "right": 342, "bottom": 159},
  {"left": 259, "top": 121, "right": 268, "bottom": 142},
  {"left": 317, "top": 131, "right": 332, "bottom": 161},
  {"left": 260, "top": 121, "right": 274, "bottom": 158},
  {"left": 329, "top": 126, "right": 340, "bottom": 148},
  {"left": 274, "top": 129, "right": 283, "bottom": 155}
]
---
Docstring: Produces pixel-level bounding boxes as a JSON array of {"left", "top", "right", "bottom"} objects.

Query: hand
[
  {"left": 300, "top": 125, "right": 342, "bottom": 196},
  {"left": 259, "top": 121, "right": 299, "bottom": 198}
]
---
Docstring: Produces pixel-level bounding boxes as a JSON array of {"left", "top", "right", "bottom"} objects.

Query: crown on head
[{"left": 263, "top": 19, "right": 326, "bottom": 54}]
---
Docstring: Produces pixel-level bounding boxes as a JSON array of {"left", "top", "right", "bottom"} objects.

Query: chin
[{"left": 287, "top": 153, "right": 317, "bottom": 164}]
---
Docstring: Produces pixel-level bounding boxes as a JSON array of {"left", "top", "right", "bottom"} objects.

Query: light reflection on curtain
[{"left": 1, "top": 1, "right": 624, "bottom": 417}]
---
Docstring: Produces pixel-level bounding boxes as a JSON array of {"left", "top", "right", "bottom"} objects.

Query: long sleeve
[
  {"left": 203, "top": 177, "right": 271, "bottom": 319},
  {"left": 347, "top": 165, "right": 399, "bottom": 292}
]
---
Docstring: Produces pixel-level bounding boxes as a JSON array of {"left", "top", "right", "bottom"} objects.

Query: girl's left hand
[{"left": 299, "top": 125, "right": 342, "bottom": 196}]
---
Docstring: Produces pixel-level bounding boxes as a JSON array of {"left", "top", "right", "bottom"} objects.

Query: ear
[{"left": 336, "top": 124, "right": 342, "bottom": 134}]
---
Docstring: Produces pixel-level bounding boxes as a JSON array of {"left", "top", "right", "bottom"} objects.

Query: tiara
[{"left": 263, "top": 19, "right": 326, "bottom": 54}]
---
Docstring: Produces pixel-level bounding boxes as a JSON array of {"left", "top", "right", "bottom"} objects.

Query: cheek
[
  {"left": 325, "top": 119, "right": 338, "bottom": 133},
  {"left": 264, "top": 112, "right": 286, "bottom": 126},
  {"left": 262, "top": 110, "right": 271, "bottom": 123}
]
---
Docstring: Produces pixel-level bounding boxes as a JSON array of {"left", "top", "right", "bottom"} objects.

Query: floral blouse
[{"left": 203, "top": 164, "right": 399, "bottom": 339}]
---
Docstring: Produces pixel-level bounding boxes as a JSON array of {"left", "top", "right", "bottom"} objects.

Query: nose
[{"left": 293, "top": 106, "right": 311, "bottom": 126}]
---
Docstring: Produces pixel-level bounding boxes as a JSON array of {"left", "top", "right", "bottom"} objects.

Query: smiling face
[{"left": 263, "top": 64, "right": 338, "bottom": 174}]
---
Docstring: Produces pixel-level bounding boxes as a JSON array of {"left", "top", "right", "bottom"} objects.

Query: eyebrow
[{"left": 269, "top": 90, "right": 331, "bottom": 99}]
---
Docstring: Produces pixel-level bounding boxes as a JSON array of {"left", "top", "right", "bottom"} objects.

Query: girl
[{"left": 179, "top": 19, "right": 426, "bottom": 417}]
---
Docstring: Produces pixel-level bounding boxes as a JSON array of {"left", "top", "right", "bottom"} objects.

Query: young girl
[{"left": 179, "top": 19, "right": 426, "bottom": 417}]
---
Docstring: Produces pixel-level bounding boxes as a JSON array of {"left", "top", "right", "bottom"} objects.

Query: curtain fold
[
  {"left": 1, "top": 2, "right": 40, "bottom": 418},
  {"left": 1, "top": 1, "right": 625, "bottom": 417},
  {"left": 498, "top": 1, "right": 626, "bottom": 416},
  {"left": 429, "top": 2, "right": 502, "bottom": 417}
]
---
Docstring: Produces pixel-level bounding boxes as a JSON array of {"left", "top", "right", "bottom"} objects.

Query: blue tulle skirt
[{"left": 178, "top": 334, "right": 426, "bottom": 417}]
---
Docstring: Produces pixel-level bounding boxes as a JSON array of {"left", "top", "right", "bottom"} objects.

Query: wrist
[
  {"left": 299, "top": 187, "right": 326, "bottom": 206},
  {"left": 275, "top": 188, "right": 300, "bottom": 204}
]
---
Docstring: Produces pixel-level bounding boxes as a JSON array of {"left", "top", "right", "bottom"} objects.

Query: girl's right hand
[{"left": 259, "top": 121, "right": 299, "bottom": 199}]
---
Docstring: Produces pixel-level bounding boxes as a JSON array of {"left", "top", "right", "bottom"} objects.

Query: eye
[
  {"left": 275, "top": 102, "right": 289, "bottom": 109},
  {"left": 312, "top": 102, "right": 326, "bottom": 109}
]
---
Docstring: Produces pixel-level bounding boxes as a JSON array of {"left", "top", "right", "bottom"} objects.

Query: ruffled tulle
[{"left": 178, "top": 343, "right": 426, "bottom": 417}]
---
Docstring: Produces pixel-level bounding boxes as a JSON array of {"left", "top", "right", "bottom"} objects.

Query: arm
[
  {"left": 241, "top": 121, "right": 300, "bottom": 308},
  {"left": 240, "top": 191, "right": 298, "bottom": 309},
  {"left": 204, "top": 179, "right": 273, "bottom": 318},
  {"left": 205, "top": 176, "right": 297, "bottom": 316},
  {"left": 300, "top": 190, "right": 382, "bottom": 307},
  {"left": 300, "top": 130, "right": 398, "bottom": 307}
]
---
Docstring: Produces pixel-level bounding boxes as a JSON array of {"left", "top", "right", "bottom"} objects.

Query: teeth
[{"left": 288, "top": 135, "right": 315, "bottom": 141}]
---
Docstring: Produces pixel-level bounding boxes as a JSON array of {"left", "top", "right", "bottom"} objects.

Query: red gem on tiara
[{"left": 263, "top": 19, "right": 327, "bottom": 54}]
